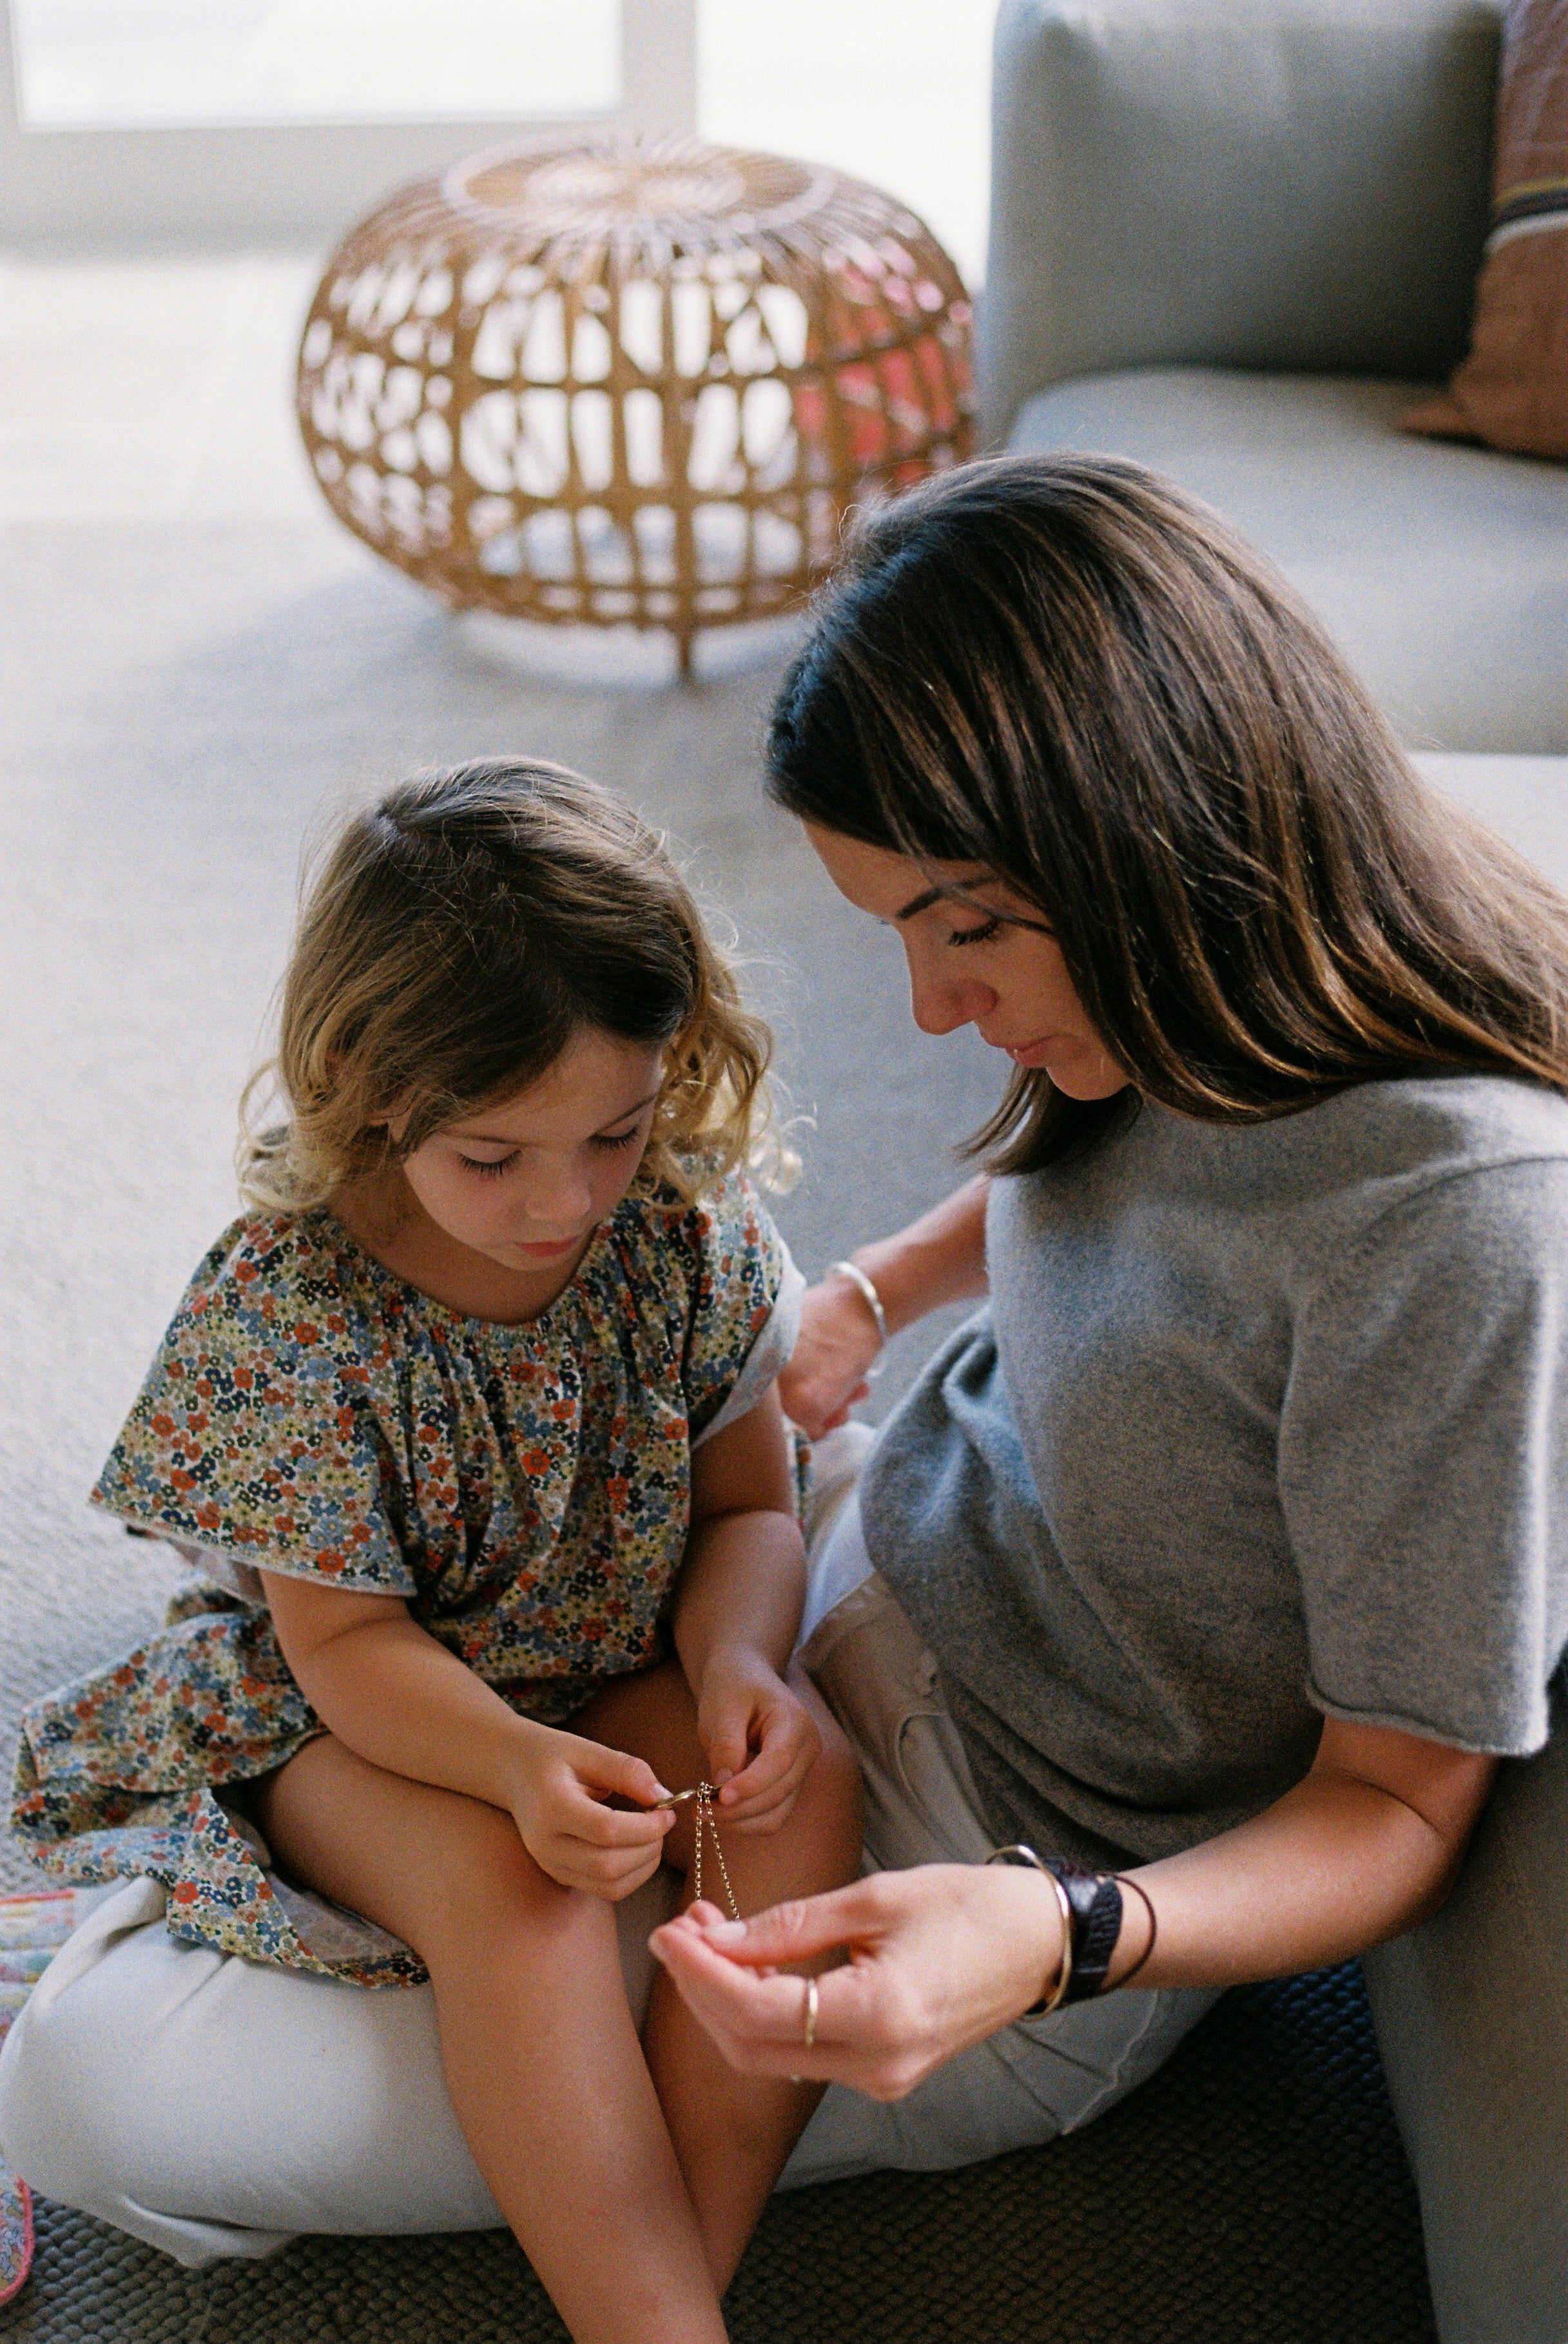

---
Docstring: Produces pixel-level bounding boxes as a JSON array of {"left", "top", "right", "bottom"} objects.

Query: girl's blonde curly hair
[{"left": 238, "top": 759, "right": 789, "bottom": 1215}]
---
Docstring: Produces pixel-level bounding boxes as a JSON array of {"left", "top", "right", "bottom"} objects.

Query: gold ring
[{"left": 803, "top": 1974, "right": 818, "bottom": 2051}]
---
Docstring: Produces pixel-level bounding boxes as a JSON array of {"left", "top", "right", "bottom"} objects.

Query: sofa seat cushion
[{"left": 1010, "top": 369, "right": 1568, "bottom": 754}]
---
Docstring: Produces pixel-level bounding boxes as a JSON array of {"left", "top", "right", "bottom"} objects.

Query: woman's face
[{"left": 804, "top": 825, "right": 1128, "bottom": 1103}]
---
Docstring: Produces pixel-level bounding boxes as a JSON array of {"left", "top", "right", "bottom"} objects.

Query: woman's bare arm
[
  {"left": 779, "top": 1177, "right": 991, "bottom": 1438},
  {"left": 1116, "top": 1715, "right": 1497, "bottom": 1988},
  {"left": 650, "top": 1714, "right": 1497, "bottom": 2100},
  {"left": 851, "top": 1174, "right": 992, "bottom": 1331}
]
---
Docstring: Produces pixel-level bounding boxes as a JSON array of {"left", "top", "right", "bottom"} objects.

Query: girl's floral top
[{"left": 12, "top": 1172, "right": 800, "bottom": 1985}]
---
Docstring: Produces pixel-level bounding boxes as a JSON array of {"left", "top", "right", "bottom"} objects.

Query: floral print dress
[{"left": 12, "top": 1172, "right": 800, "bottom": 1986}]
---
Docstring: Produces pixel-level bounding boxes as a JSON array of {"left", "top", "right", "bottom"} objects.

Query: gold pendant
[{"left": 659, "top": 1781, "right": 741, "bottom": 1923}]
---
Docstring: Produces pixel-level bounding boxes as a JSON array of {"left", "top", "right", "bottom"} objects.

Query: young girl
[{"left": 14, "top": 759, "right": 863, "bottom": 2344}]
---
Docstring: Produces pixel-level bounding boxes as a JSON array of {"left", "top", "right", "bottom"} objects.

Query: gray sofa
[{"left": 983, "top": 0, "right": 1568, "bottom": 759}]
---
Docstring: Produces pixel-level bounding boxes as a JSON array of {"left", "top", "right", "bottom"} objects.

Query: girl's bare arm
[
  {"left": 671, "top": 1388, "right": 820, "bottom": 1830},
  {"left": 261, "top": 1573, "right": 672, "bottom": 1891},
  {"left": 675, "top": 1388, "right": 803, "bottom": 1682},
  {"left": 264, "top": 1574, "right": 531, "bottom": 1805}
]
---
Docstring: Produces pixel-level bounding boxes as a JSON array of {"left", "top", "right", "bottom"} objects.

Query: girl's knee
[
  {"left": 414, "top": 1802, "right": 614, "bottom": 1964},
  {"left": 797, "top": 1708, "right": 866, "bottom": 1852}
]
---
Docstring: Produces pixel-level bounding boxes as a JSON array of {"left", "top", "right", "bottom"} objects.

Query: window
[{"left": 12, "top": 0, "right": 621, "bottom": 128}]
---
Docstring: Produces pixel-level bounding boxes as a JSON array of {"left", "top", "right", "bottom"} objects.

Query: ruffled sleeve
[
  {"left": 673, "top": 1171, "right": 802, "bottom": 1449},
  {"left": 90, "top": 1215, "right": 416, "bottom": 1596}
]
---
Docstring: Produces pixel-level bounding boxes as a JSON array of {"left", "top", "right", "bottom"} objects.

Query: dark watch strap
[
  {"left": 1044, "top": 1861, "right": 1123, "bottom": 2002},
  {"left": 984, "top": 1837, "right": 1120, "bottom": 2006},
  {"left": 986, "top": 1845, "right": 1124, "bottom": 2011}
]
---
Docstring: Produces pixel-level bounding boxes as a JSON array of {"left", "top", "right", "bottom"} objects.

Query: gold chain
[{"left": 690, "top": 1781, "right": 740, "bottom": 1923}]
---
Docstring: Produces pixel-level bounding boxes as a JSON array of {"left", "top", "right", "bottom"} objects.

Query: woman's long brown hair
[{"left": 768, "top": 455, "right": 1568, "bottom": 1171}]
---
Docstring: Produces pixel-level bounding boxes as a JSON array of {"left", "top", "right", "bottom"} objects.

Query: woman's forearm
[
  {"left": 779, "top": 1178, "right": 993, "bottom": 1440},
  {"left": 1116, "top": 1748, "right": 1494, "bottom": 1991},
  {"left": 851, "top": 1176, "right": 990, "bottom": 1333},
  {"left": 650, "top": 1736, "right": 1496, "bottom": 2102},
  {"left": 280, "top": 1606, "right": 545, "bottom": 1810}
]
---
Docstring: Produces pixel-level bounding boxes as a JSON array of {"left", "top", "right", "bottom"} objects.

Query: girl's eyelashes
[
  {"left": 454, "top": 1123, "right": 643, "bottom": 1173},
  {"left": 948, "top": 916, "right": 1004, "bottom": 947}
]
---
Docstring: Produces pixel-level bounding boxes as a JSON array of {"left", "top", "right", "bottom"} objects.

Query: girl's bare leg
[
  {"left": 576, "top": 1661, "right": 864, "bottom": 2293},
  {"left": 255, "top": 1736, "right": 729, "bottom": 2344}
]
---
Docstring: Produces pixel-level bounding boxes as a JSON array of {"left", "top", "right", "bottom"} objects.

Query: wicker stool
[{"left": 296, "top": 135, "right": 974, "bottom": 675}]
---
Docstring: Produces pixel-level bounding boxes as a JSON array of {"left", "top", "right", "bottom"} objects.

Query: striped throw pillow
[{"left": 1404, "top": 0, "right": 1568, "bottom": 460}]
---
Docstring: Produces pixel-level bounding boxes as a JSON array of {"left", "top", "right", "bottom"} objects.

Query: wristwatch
[{"left": 986, "top": 1844, "right": 1125, "bottom": 2010}]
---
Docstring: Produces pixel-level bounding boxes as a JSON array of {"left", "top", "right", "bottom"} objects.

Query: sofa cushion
[
  {"left": 1010, "top": 368, "right": 1568, "bottom": 754},
  {"left": 983, "top": 0, "right": 1501, "bottom": 445}
]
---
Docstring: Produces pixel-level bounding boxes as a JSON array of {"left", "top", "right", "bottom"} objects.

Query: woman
[{"left": 652, "top": 456, "right": 1568, "bottom": 2344}]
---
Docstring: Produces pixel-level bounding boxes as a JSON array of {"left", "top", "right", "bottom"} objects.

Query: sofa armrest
[{"left": 981, "top": 0, "right": 1501, "bottom": 444}]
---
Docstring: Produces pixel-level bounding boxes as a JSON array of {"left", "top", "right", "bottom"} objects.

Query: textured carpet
[{"left": 1, "top": 1968, "right": 1433, "bottom": 2344}]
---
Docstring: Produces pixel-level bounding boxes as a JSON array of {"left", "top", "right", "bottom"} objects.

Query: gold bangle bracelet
[
  {"left": 828, "top": 1259, "right": 889, "bottom": 1380},
  {"left": 985, "top": 1843, "right": 1074, "bottom": 2015}
]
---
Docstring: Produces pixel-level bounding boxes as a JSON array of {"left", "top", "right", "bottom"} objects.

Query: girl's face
[
  {"left": 804, "top": 824, "right": 1128, "bottom": 1103},
  {"left": 396, "top": 1027, "right": 665, "bottom": 1272}
]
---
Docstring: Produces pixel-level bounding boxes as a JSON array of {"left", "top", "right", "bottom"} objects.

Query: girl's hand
[
  {"left": 777, "top": 1275, "right": 882, "bottom": 1441},
  {"left": 697, "top": 1654, "right": 822, "bottom": 1833},
  {"left": 507, "top": 1725, "right": 676, "bottom": 1900},
  {"left": 650, "top": 1863, "right": 1067, "bottom": 2098}
]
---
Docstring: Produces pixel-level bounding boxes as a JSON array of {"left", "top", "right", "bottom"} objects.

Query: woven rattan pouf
[{"left": 296, "top": 135, "right": 974, "bottom": 675}]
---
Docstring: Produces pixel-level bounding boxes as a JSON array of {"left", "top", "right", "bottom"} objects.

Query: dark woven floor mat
[{"left": 1, "top": 1962, "right": 1434, "bottom": 2343}]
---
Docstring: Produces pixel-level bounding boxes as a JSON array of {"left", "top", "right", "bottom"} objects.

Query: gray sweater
[{"left": 862, "top": 1077, "right": 1568, "bottom": 1870}]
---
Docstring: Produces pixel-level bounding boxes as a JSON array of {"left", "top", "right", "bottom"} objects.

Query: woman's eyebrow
[
  {"left": 896, "top": 879, "right": 1056, "bottom": 937},
  {"left": 896, "top": 873, "right": 1003, "bottom": 922},
  {"left": 895, "top": 886, "right": 946, "bottom": 922}
]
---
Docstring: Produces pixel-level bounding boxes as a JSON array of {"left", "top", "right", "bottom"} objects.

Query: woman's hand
[
  {"left": 697, "top": 1652, "right": 822, "bottom": 1832},
  {"left": 777, "top": 1275, "right": 882, "bottom": 1440},
  {"left": 506, "top": 1723, "right": 675, "bottom": 1901},
  {"left": 777, "top": 1185, "right": 992, "bottom": 1439},
  {"left": 650, "top": 1862, "right": 1066, "bottom": 2098}
]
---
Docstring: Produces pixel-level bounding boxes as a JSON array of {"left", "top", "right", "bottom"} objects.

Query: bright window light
[
  {"left": 697, "top": 0, "right": 992, "bottom": 287},
  {"left": 11, "top": 0, "right": 621, "bottom": 128}
]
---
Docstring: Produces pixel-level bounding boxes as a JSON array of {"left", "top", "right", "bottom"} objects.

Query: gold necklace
[{"left": 690, "top": 1782, "right": 740, "bottom": 1923}]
